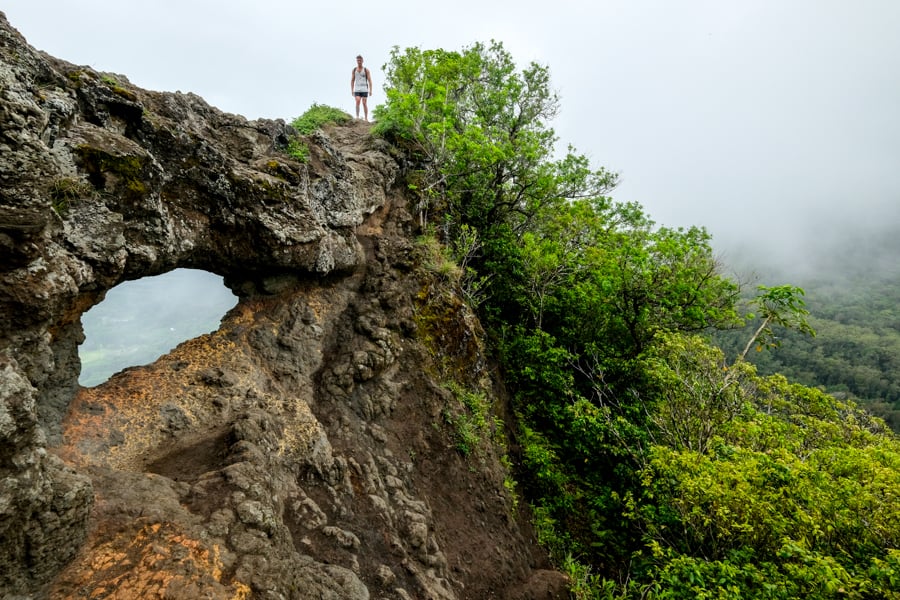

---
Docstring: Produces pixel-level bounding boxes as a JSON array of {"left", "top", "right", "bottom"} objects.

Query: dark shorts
[{"left": 354, "top": 92, "right": 369, "bottom": 98}]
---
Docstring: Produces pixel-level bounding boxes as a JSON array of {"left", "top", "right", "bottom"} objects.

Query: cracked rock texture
[{"left": 0, "top": 11, "right": 568, "bottom": 600}]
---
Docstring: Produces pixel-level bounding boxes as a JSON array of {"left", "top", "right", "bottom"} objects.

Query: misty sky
[{"left": 5, "top": 1, "right": 900, "bottom": 273}]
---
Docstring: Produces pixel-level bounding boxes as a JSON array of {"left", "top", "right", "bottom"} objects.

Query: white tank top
[{"left": 353, "top": 68, "right": 369, "bottom": 93}]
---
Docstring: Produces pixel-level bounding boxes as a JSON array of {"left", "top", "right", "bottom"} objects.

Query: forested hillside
[
  {"left": 374, "top": 42, "right": 900, "bottom": 598},
  {"left": 716, "top": 235, "right": 900, "bottom": 430}
]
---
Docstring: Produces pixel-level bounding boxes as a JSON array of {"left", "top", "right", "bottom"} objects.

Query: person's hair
[{"left": 356, "top": 55, "right": 363, "bottom": 60}]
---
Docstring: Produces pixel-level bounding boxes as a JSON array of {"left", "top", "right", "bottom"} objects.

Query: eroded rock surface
[{"left": 0, "top": 11, "right": 560, "bottom": 599}]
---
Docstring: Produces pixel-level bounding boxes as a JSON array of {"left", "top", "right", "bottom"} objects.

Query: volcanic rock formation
[{"left": 0, "top": 12, "right": 567, "bottom": 599}]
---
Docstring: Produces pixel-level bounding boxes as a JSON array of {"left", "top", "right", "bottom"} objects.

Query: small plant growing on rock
[
  {"left": 284, "top": 137, "right": 309, "bottom": 162},
  {"left": 100, "top": 73, "right": 138, "bottom": 101},
  {"left": 49, "top": 177, "right": 94, "bottom": 216},
  {"left": 290, "top": 104, "right": 351, "bottom": 134},
  {"left": 282, "top": 104, "right": 351, "bottom": 162},
  {"left": 417, "top": 234, "right": 463, "bottom": 285},
  {"left": 442, "top": 380, "right": 492, "bottom": 457}
]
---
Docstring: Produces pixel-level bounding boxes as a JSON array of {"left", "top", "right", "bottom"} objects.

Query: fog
[{"left": 79, "top": 270, "right": 237, "bottom": 386}]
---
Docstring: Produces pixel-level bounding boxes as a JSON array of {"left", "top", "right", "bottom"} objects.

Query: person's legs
[
  {"left": 361, "top": 97, "right": 368, "bottom": 121},
  {"left": 354, "top": 95, "right": 361, "bottom": 118}
]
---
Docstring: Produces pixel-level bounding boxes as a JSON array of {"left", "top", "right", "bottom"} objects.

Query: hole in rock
[{"left": 78, "top": 268, "right": 238, "bottom": 387}]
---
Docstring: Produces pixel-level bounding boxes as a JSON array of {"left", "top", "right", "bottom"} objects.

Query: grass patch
[
  {"left": 442, "top": 380, "right": 491, "bottom": 456},
  {"left": 49, "top": 177, "right": 94, "bottom": 216},
  {"left": 417, "top": 234, "right": 463, "bottom": 285}
]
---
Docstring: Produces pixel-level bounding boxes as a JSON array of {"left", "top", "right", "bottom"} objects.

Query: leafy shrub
[
  {"left": 281, "top": 104, "right": 351, "bottom": 162},
  {"left": 284, "top": 137, "right": 309, "bottom": 162},
  {"left": 290, "top": 103, "right": 350, "bottom": 135},
  {"left": 442, "top": 381, "right": 491, "bottom": 456}
]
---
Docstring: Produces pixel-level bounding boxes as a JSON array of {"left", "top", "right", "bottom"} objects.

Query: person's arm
[
  {"left": 366, "top": 68, "right": 373, "bottom": 96},
  {"left": 350, "top": 69, "right": 355, "bottom": 94}
]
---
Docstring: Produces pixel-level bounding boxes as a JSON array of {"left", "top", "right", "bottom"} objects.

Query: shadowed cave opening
[{"left": 78, "top": 268, "right": 238, "bottom": 387}]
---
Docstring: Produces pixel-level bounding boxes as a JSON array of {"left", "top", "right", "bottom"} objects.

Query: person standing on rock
[{"left": 351, "top": 55, "right": 373, "bottom": 121}]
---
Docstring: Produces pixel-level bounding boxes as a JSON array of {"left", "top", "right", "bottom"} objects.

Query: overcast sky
[{"left": 5, "top": 1, "right": 900, "bottom": 274}]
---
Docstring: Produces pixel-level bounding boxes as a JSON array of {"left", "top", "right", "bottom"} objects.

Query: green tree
[
  {"left": 736, "top": 284, "right": 815, "bottom": 363},
  {"left": 374, "top": 41, "right": 617, "bottom": 235}
]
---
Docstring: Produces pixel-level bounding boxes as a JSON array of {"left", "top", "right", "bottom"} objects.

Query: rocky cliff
[{"left": 0, "top": 12, "right": 566, "bottom": 599}]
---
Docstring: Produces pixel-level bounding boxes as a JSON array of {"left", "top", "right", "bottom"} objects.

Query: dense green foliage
[
  {"left": 374, "top": 42, "right": 617, "bottom": 234},
  {"left": 376, "top": 42, "right": 900, "bottom": 598}
]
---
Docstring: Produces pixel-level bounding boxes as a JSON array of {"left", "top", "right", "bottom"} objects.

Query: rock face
[{"left": 0, "top": 12, "right": 566, "bottom": 600}]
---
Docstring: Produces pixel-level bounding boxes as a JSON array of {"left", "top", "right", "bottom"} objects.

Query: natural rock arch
[
  {"left": 0, "top": 12, "right": 560, "bottom": 599},
  {"left": 0, "top": 11, "right": 397, "bottom": 592}
]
